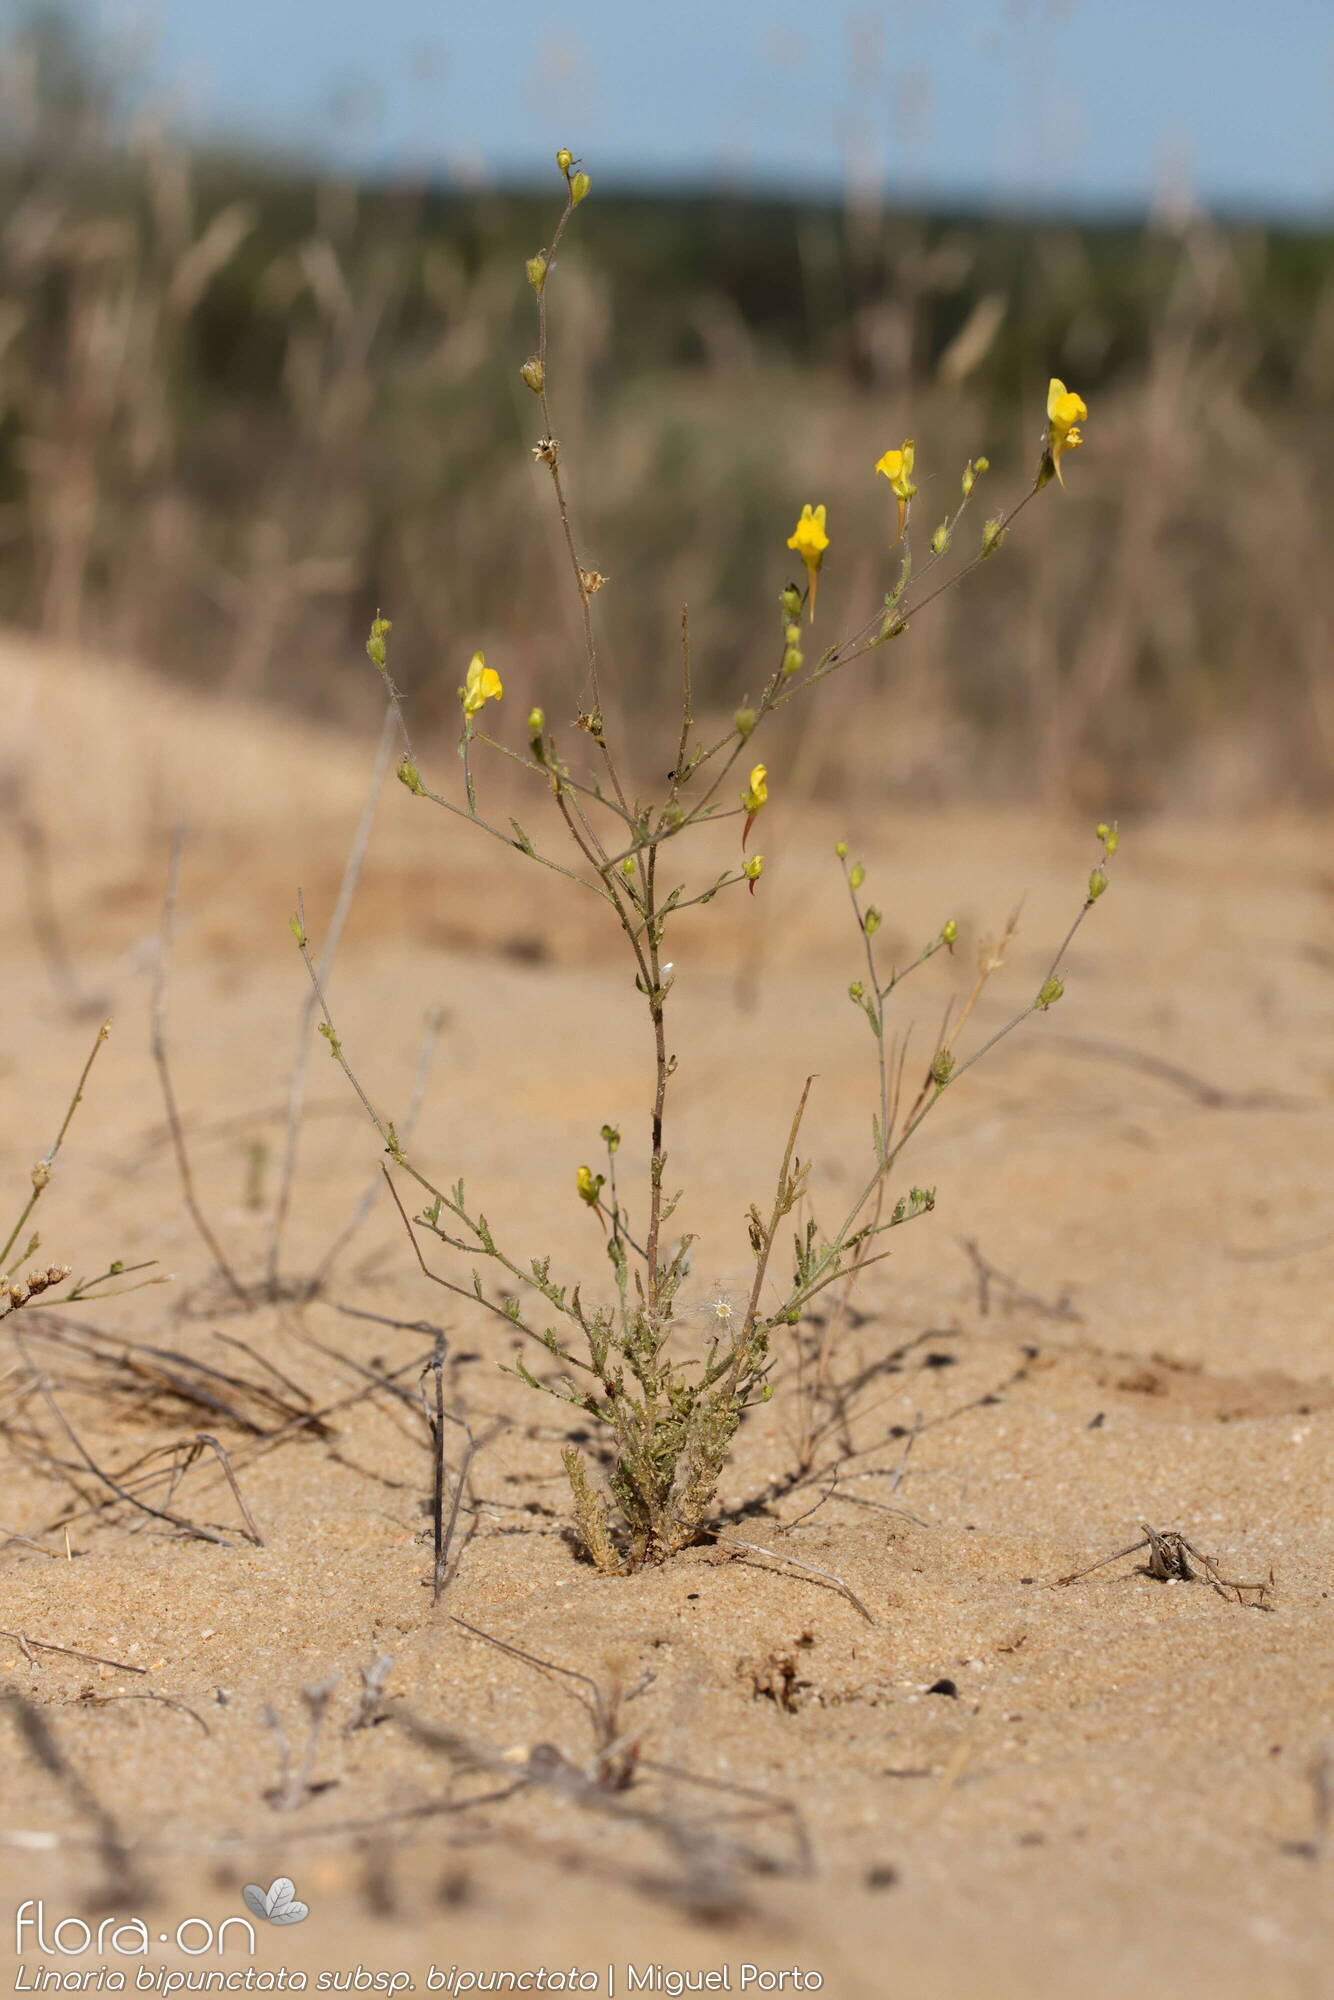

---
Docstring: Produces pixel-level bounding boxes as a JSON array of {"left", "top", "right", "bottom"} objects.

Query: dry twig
[{"left": 1056, "top": 1523, "right": 1274, "bottom": 1606}]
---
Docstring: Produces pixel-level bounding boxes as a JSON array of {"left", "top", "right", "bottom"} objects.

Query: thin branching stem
[
  {"left": 151, "top": 831, "right": 249, "bottom": 1306},
  {"left": 267, "top": 701, "right": 397, "bottom": 1289},
  {"left": 1, "top": 1017, "right": 111, "bottom": 1271}
]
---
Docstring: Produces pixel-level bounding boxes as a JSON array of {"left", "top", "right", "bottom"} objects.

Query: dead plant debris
[{"left": 1056, "top": 1524, "right": 1274, "bottom": 1606}]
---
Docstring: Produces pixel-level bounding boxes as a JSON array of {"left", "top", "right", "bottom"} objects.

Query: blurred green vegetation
[{"left": 1, "top": 5, "right": 1332, "bottom": 804}]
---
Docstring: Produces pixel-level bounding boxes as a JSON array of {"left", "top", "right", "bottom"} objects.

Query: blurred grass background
[{"left": 2, "top": 6, "right": 1332, "bottom": 808}]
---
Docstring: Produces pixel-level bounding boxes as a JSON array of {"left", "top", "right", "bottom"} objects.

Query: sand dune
[{"left": 1, "top": 638, "right": 1332, "bottom": 2000}]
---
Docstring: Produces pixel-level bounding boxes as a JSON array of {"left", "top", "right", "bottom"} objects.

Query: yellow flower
[
  {"left": 576, "top": 1164, "right": 603, "bottom": 1207},
  {"left": 741, "top": 763, "right": 767, "bottom": 850},
  {"left": 1045, "top": 378, "right": 1087, "bottom": 486},
  {"left": 875, "top": 440, "right": 917, "bottom": 544},
  {"left": 461, "top": 651, "right": 503, "bottom": 718},
  {"left": 786, "top": 504, "right": 829, "bottom": 621}
]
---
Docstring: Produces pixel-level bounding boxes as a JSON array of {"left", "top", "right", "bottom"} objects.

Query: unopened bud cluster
[
  {"left": 554, "top": 148, "right": 591, "bottom": 205},
  {"left": 366, "top": 615, "right": 392, "bottom": 669},
  {"left": 779, "top": 591, "right": 804, "bottom": 676}
]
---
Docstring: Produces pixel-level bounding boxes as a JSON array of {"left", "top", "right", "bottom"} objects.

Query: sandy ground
[{"left": 1, "top": 636, "right": 1332, "bottom": 2000}]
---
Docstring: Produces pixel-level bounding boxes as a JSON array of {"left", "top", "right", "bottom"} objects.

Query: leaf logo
[{"left": 242, "top": 1878, "right": 309, "bottom": 1925}]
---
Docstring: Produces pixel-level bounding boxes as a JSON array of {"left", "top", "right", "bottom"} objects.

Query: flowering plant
[{"left": 299, "top": 152, "right": 1109, "bottom": 1573}]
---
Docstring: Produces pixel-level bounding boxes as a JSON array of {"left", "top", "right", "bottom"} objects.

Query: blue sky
[{"left": 91, "top": 0, "right": 1334, "bottom": 215}]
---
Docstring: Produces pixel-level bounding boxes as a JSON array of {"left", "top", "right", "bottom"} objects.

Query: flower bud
[
  {"left": 744, "top": 854, "right": 764, "bottom": 882},
  {"left": 288, "top": 913, "right": 307, "bottom": 948},
  {"left": 784, "top": 622, "right": 801, "bottom": 647},
  {"left": 835, "top": 841, "right": 848, "bottom": 859},
  {"left": 930, "top": 521, "right": 951, "bottom": 555},
  {"left": 863, "top": 906, "right": 882, "bottom": 935},
  {"left": 397, "top": 757, "right": 424, "bottom": 795},
  {"left": 975, "top": 456, "right": 990, "bottom": 473},
  {"left": 849, "top": 863, "right": 865, "bottom": 890},
  {"left": 981, "top": 517, "right": 1005, "bottom": 556},
  {"left": 1037, "top": 976, "right": 1065, "bottom": 1011},
  {"left": 526, "top": 255, "right": 548, "bottom": 292},
  {"left": 961, "top": 462, "right": 976, "bottom": 497},
  {"left": 781, "top": 646, "right": 803, "bottom": 677},
  {"left": 600, "top": 1124, "right": 621, "bottom": 1152},
  {"left": 556, "top": 148, "right": 573, "bottom": 174},
  {"left": 520, "top": 357, "right": 545, "bottom": 393},
  {"left": 528, "top": 706, "right": 545, "bottom": 740},
  {"left": 780, "top": 584, "right": 803, "bottom": 620},
  {"left": 1088, "top": 868, "right": 1108, "bottom": 901},
  {"left": 940, "top": 918, "right": 958, "bottom": 945},
  {"left": 621, "top": 857, "right": 636, "bottom": 878},
  {"left": 735, "top": 706, "right": 757, "bottom": 738},
  {"left": 930, "top": 1049, "right": 955, "bottom": 1087},
  {"left": 848, "top": 980, "right": 864, "bottom": 1002},
  {"left": 571, "top": 172, "right": 591, "bottom": 205}
]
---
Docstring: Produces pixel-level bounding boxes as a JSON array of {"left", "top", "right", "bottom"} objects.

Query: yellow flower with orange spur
[
  {"left": 786, "top": 504, "right": 829, "bottom": 621},
  {"left": 1044, "top": 378, "right": 1087, "bottom": 486},
  {"left": 741, "top": 763, "right": 767, "bottom": 850},
  {"left": 461, "top": 651, "right": 503, "bottom": 718},
  {"left": 875, "top": 440, "right": 917, "bottom": 545},
  {"left": 576, "top": 1162, "right": 607, "bottom": 1231}
]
